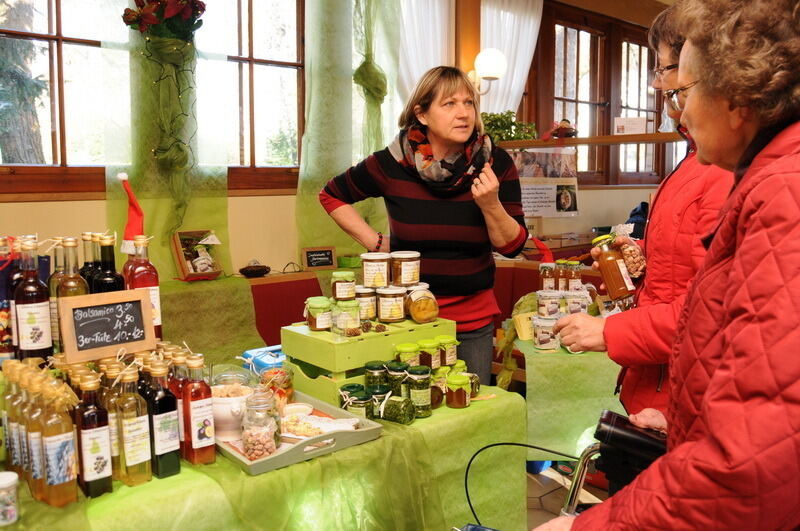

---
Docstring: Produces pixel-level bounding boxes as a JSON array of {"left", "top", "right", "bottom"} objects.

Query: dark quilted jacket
[{"left": 575, "top": 121, "right": 800, "bottom": 529}]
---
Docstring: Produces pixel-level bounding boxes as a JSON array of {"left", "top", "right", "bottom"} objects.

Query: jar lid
[
  {"left": 331, "top": 271, "right": 356, "bottom": 281},
  {"left": 539, "top": 262, "right": 555, "bottom": 269},
  {"left": 447, "top": 372, "right": 470, "bottom": 385},
  {"left": 591, "top": 234, "right": 614, "bottom": 246},
  {"left": 406, "top": 282, "right": 430, "bottom": 292},
  {"left": 364, "top": 360, "right": 387, "bottom": 371},
  {"left": 567, "top": 260, "right": 581, "bottom": 266},
  {"left": 407, "top": 366, "right": 430, "bottom": 376},
  {"left": 433, "top": 366, "right": 451, "bottom": 376},
  {"left": 385, "top": 361, "right": 409, "bottom": 372},
  {"left": 355, "top": 285, "right": 375, "bottom": 294},
  {"left": 537, "top": 290, "right": 561, "bottom": 298},
  {"left": 360, "top": 252, "right": 391, "bottom": 260},
  {"left": 340, "top": 383, "right": 364, "bottom": 393},
  {"left": 0, "top": 471, "right": 19, "bottom": 489},
  {"left": 555, "top": 259, "right": 567, "bottom": 264},
  {"left": 452, "top": 359, "right": 468, "bottom": 372},
  {"left": 434, "top": 334, "right": 457, "bottom": 345},
  {"left": 395, "top": 342, "right": 419, "bottom": 353},
  {"left": 417, "top": 338, "right": 439, "bottom": 349},
  {"left": 336, "top": 299, "right": 360, "bottom": 309},
  {"left": 365, "top": 384, "right": 390, "bottom": 395},
  {"left": 376, "top": 286, "right": 406, "bottom": 295},
  {"left": 390, "top": 251, "right": 420, "bottom": 259},
  {"left": 533, "top": 316, "right": 559, "bottom": 325},
  {"left": 306, "top": 296, "right": 332, "bottom": 309},
  {"left": 349, "top": 390, "right": 370, "bottom": 401}
]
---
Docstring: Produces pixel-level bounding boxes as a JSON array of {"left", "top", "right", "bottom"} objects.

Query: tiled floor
[{"left": 527, "top": 467, "right": 609, "bottom": 529}]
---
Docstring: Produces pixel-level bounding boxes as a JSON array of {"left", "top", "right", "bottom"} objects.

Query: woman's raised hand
[{"left": 472, "top": 163, "right": 501, "bottom": 210}]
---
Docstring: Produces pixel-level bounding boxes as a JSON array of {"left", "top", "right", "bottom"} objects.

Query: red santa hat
[{"left": 119, "top": 172, "right": 144, "bottom": 255}]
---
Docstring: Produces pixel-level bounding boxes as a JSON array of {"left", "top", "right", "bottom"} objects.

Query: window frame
[{"left": 0, "top": 0, "right": 305, "bottom": 201}]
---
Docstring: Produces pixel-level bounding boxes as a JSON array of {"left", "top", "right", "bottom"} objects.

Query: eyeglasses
[
  {"left": 653, "top": 63, "right": 678, "bottom": 79},
  {"left": 664, "top": 80, "right": 699, "bottom": 112}
]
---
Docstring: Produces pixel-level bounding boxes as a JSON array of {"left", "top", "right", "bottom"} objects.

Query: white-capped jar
[
  {"left": 360, "top": 252, "right": 391, "bottom": 288},
  {"left": 376, "top": 286, "right": 406, "bottom": 323},
  {"left": 390, "top": 251, "right": 421, "bottom": 286}
]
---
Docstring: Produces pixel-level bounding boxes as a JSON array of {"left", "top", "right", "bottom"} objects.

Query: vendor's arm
[
  {"left": 474, "top": 150, "right": 529, "bottom": 257},
  {"left": 327, "top": 204, "right": 389, "bottom": 252}
]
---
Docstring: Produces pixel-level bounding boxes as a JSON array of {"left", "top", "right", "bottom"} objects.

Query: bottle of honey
[{"left": 591, "top": 235, "right": 635, "bottom": 300}]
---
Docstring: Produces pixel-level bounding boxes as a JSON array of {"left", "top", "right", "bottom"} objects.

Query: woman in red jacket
[
  {"left": 541, "top": 0, "right": 800, "bottom": 528},
  {"left": 554, "top": 6, "right": 733, "bottom": 417}
]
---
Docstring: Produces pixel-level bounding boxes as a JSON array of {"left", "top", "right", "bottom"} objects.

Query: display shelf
[{"left": 498, "top": 132, "right": 682, "bottom": 149}]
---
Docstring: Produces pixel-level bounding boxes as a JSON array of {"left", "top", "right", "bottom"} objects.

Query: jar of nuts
[{"left": 241, "top": 391, "right": 281, "bottom": 461}]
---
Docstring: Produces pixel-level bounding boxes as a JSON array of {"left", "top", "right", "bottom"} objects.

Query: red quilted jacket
[
  {"left": 575, "top": 121, "right": 800, "bottom": 529},
  {"left": 603, "top": 146, "right": 733, "bottom": 415}
]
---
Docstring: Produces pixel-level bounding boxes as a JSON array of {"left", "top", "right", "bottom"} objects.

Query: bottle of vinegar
[
  {"left": 78, "top": 232, "right": 95, "bottom": 285},
  {"left": 114, "top": 368, "right": 152, "bottom": 486},
  {"left": 14, "top": 241, "right": 53, "bottom": 360},
  {"left": 24, "top": 373, "right": 49, "bottom": 500},
  {"left": 101, "top": 364, "right": 123, "bottom": 481},
  {"left": 182, "top": 355, "right": 215, "bottom": 465},
  {"left": 0, "top": 237, "right": 14, "bottom": 360},
  {"left": 127, "top": 236, "right": 162, "bottom": 340},
  {"left": 91, "top": 236, "right": 125, "bottom": 294},
  {"left": 47, "top": 238, "right": 65, "bottom": 354},
  {"left": 146, "top": 362, "right": 180, "bottom": 478},
  {"left": 2, "top": 361, "right": 23, "bottom": 474},
  {"left": 168, "top": 354, "right": 188, "bottom": 455},
  {"left": 41, "top": 383, "right": 78, "bottom": 507},
  {"left": 75, "top": 374, "right": 113, "bottom": 498}
]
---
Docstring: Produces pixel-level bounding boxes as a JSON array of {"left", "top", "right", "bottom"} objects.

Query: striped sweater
[{"left": 320, "top": 145, "right": 528, "bottom": 297}]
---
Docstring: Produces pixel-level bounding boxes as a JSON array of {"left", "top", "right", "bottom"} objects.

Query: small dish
[{"left": 283, "top": 402, "right": 314, "bottom": 417}]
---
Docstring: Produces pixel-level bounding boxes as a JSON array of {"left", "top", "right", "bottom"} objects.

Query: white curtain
[
  {"left": 398, "top": 0, "right": 455, "bottom": 103},
  {"left": 480, "top": 0, "right": 543, "bottom": 113}
]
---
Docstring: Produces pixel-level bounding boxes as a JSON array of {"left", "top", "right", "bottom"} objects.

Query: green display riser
[
  {"left": 286, "top": 357, "right": 365, "bottom": 406},
  {"left": 279, "top": 318, "right": 457, "bottom": 374}
]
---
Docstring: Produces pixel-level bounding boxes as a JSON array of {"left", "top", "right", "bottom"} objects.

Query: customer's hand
[
  {"left": 533, "top": 515, "right": 575, "bottom": 530},
  {"left": 590, "top": 236, "right": 638, "bottom": 290},
  {"left": 629, "top": 408, "right": 668, "bottom": 435},
  {"left": 472, "top": 163, "right": 501, "bottom": 210},
  {"left": 554, "top": 313, "right": 607, "bottom": 352}
]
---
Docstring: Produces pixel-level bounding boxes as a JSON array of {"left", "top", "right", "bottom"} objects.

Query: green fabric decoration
[{"left": 353, "top": 0, "right": 388, "bottom": 156}]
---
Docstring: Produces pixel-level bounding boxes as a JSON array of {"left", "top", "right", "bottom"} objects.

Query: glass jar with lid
[
  {"left": 366, "top": 384, "right": 391, "bottom": 418},
  {"left": 390, "top": 251, "right": 421, "bottom": 286},
  {"left": 431, "top": 366, "right": 450, "bottom": 409},
  {"left": 364, "top": 360, "right": 388, "bottom": 387},
  {"left": 395, "top": 343, "right": 420, "bottom": 367},
  {"left": 305, "top": 296, "right": 332, "bottom": 331},
  {"left": 0, "top": 471, "right": 19, "bottom": 526},
  {"left": 451, "top": 359, "right": 467, "bottom": 374},
  {"left": 539, "top": 262, "right": 556, "bottom": 291},
  {"left": 355, "top": 285, "right": 377, "bottom": 321},
  {"left": 591, "top": 235, "right": 635, "bottom": 300},
  {"left": 567, "top": 261, "right": 583, "bottom": 291},
  {"left": 345, "top": 391, "right": 372, "bottom": 419},
  {"left": 360, "top": 252, "right": 391, "bottom": 288},
  {"left": 416, "top": 339, "right": 441, "bottom": 370},
  {"left": 406, "top": 366, "right": 432, "bottom": 418},
  {"left": 332, "top": 299, "right": 361, "bottom": 337},
  {"left": 434, "top": 335, "right": 459, "bottom": 366},
  {"left": 330, "top": 271, "right": 356, "bottom": 301},
  {"left": 339, "top": 383, "right": 365, "bottom": 406},
  {"left": 241, "top": 391, "right": 281, "bottom": 461},
  {"left": 385, "top": 361, "right": 409, "bottom": 398},
  {"left": 377, "top": 286, "right": 406, "bottom": 323},
  {"left": 405, "top": 287, "right": 439, "bottom": 324},
  {"left": 446, "top": 373, "right": 471, "bottom": 408},
  {"left": 555, "top": 259, "right": 568, "bottom": 290}
]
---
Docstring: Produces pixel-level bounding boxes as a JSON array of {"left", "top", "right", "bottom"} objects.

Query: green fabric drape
[
  {"left": 296, "top": 0, "right": 388, "bottom": 263},
  {"left": 353, "top": 0, "right": 387, "bottom": 156}
]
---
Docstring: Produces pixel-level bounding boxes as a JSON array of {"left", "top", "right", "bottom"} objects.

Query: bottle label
[
  {"left": 49, "top": 297, "right": 61, "bottom": 351},
  {"left": 363, "top": 261, "right": 388, "bottom": 288},
  {"left": 616, "top": 259, "right": 635, "bottom": 291},
  {"left": 8, "top": 421, "right": 19, "bottom": 466},
  {"left": 108, "top": 412, "right": 119, "bottom": 456},
  {"left": 152, "top": 410, "right": 180, "bottom": 455},
  {"left": 121, "top": 415, "right": 151, "bottom": 467},
  {"left": 346, "top": 404, "right": 367, "bottom": 418},
  {"left": 9, "top": 301, "right": 17, "bottom": 347},
  {"left": 2, "top": 412, "right": 10, "bottom": 464},
  {"left": 400, "top": 260, "right": 420, "bottom": 285},
  {"left": 557, "top": 279, "right": 567, "bottom": 291},
  {"left": 43, "top": 431, "right": 77, "bottom": 486},
  {"left": 176, "top": 399, "right": 185, "bottom": 442},
  {"left": 542, "top": 278, "right": 555, "bottom": 290},
  {"left": 357, "top": 296, "right": 376, "bottom": 320},
  {"left": 444, "top": 345, "right": 457, "bottom": 366},
  {"left": 137, "top": 286, "right": 162, "bottom": 326},
  {"left": 28, "top": 431, "right": 43, "bottom": 479},
  {"left": 0, "top": 299, "right": 12, "bottom": 352},
  {"left": 80, "top": 426, "right": 112, "bottom": 481},
  {"left": 568, "top": 279, "right": 582, "bottom": 291},
  {"left": 378, "top": 296, "right": 404, "bottom": 321},
  {"left": 17, "top": 301, "right": 53, "bottom": 350},
  {"left": 189, "top": 398, "right": 215, "bottom": 449},
  {"left": 410, "top": 387, "right": 431, "bottom": 407},
  {"left": 18, "top": 424, "right": 28, "bottom": 470},
  {"left": 334, "top": 281, "right": 355, "bottom": 300},
  {"left": 313, "top": 311, "right": 331, "bottom": 329}
]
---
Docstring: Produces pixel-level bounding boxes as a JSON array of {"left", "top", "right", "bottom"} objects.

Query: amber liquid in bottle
[
  {"left": 91, "top": 237, "right": 125, "bottom": 294},
  {"left": 75, "top": 378, "right": 113, "bottom": 498},
  {"left": 21, "top": 374, "right": 46, "bottom": 491},
  {"left": 146, "top": 367, "right": 181, "bottom": 478},
  {"left": 14, "top": 243, "right": 53, "bottom": 360},
  {"left": 58, "top": 238, "right": 90, "bottom": 300},
  {"left": 101, "top": 366, "right": 123, "bottom": 481},
  {"left": 595, "top": 239, "right": 635, "bottom": 300},
  {"left": 115, "top": 371, "right": 152, "bottom": 486},
  {"left": 168, "top": 356, "right": 188, "bottom": 455},
  {"left": 41, "top": 385, "right": 78, "bottom": 507},
  {"left": 3, "top": 363, "right": 22, "bottom": 475},
  {"left": 47, "top": 239, "right": 65, "bottom": 354},
  {"left": 10, "top": 368, "right": 35, "bottom": 479},
  {"left": 25, "top": 377, "right": 47, "bottom": 501},
  {"left": 182, "top": 359, "right": 215, "bottom": 464},
  {"left": 128, "top": 238, "right": 163, "bottom": 340}
]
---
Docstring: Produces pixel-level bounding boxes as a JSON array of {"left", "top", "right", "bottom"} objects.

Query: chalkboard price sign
[
  {"left": 301, "top": 246, "right": 337, "bottom": 271},
  {"left": 59, "top": 290, "right": 156, "bottom": 363}
]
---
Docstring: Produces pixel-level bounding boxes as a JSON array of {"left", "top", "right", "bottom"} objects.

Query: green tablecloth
[
  {"left": 6, "top": 387, "right": 526, "bottom": 531},
  {"left": 517, "top": 340, "right": 626, "bottom": 462}
]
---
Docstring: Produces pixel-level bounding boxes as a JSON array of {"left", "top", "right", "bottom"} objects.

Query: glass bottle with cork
[
  {"left": 47, "top": 237, "right": 65, "bottom": 354},
  {"left": 2, "top": 361, "right": 22, "bottom": 475},
  {"left": 591, "top": 235, "right": 635, "bottom": 300},
  {"left": 21, "top": 373, "right": 47, "bottom": 487},
  {"left": 127, "top": 236, "right": 163, "bottom": 340},
  {"left": 75, "top": 374, "right": 113, "bottom": 498},
  {"left": 25, "top": 372, "right": 48, "bottom": 501},
  {"left": 14, "top": 240, "right": 53, "bottom": 360},
  {"left": 40, "top": 382, "right": 78, "bottom": 507},
  {"left": 101, "top": 363, "right": 123, "bottom": 481},
  {"left": 146, "top": 362, "right": 180, "bottom": 478},
  {"left": 57, "top": 237, "right": 90, "bottom": 300},
  {"left": 182, "top": 355, "right": 215, "bottom": 465},
  {"left": 168, "top": 353, "right": 189, "bottom": 454},
  {"left": 114, "top": 368, "right": 152, "bottom": 486},
  {"left": 91, "top": 235, "right": 125, "bottom": 294},
  {"left": 78, "top": 232, "right": 95, "bottom": 284}
]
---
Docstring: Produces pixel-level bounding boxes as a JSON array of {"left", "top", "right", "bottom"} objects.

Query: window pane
[
  {"left": 253, "top": 0, "right": 297, "bottom": 62},
  {"left": 253, "top": 65, "right": 297, "bottom": 165},
  {"left": 620, "top": 42, "right": 628, "bottom": 108},
  {"left": 62, "top": 43, "right": 129, "bottom": 164},
  {"left": 578, "top": 31, "right": 591, "bottom": 101},
  {"left": 0, "top": 36, "right": 53, "bottom": 164},
  {"left": 196, "top": 58, "right": 246, "bottom": 166},
  {"left": 565, "top": 27, "right": 577, "bottom": 99},
  {"left": 0, "top": 0, "right": 50, "bottom": 35},
  {"left": 195, "top": 0, "right": 244, "bottom": 56},
  {"left": 554, "top": 24, "right": 564, "bottom": 98},
  {"left": 627, "top": 44, "right": 639, "bottom": 109},
  {"left": 61, "top": 0, "right": 128, "bottom": 43}
]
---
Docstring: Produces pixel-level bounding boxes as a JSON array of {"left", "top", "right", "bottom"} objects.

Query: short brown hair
[
  {"left": 398, "top": 66, "right": 484, "bottom": 134},
  {"left": 677, "top": 0, "right": 800, "bottom": 126},
  {"left": 648, "top": 5, "right": 684, "bottom": 63}
]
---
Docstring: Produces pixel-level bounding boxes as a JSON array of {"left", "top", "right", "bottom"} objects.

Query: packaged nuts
[{"left": 621, "top": 243, "right": 646, "bottom": 278}]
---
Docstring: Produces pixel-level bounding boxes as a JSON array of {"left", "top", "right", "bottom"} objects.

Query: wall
[{"left": 538, "top": 187, "right": 654, "bottom": 234}]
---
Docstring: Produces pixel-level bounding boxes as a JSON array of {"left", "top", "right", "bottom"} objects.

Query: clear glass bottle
[
  {"left": 91, "top": 235, "right": 125, "bottom": 294},
  {"left": 168, "top": 354, "right": 188, "bottom": 455},
  {"left": 47, "top": 237, "right": 65, "bottom": 354},
  {"left": 114, "top": 368, "right": 152, "bottom": 486},
  {"left": 75, "top": 374, "right": 113, "bottom": 498},
  {"left": 21, "top": 373, "right": 47, "bottom": 485},
  {"left": 146, "top": 362, "right": 180, "bottom": 478},
  {"left": 25, "top": 373, "right": 48, "bottom": 501},
  {"left": 101, "top": 364, "right": 123, "bottom": 481},
  {"left": 14, "top": 241, "right": 53, "bottom": 360},
  {"left": 2, "top": 361, "right": 22, "bottom": 474},
  {"left": 57, "top": 237, "right": 90, "bottom": 300},
  {"left": 12, "top": 368, "right": 35, "bottom": 478},
  {"left": 41, "top": 383, "right": 78, "bottom": 507},
  {"left": 128, "top": 236, "right": 162, "bottom": 340},
  {"left": 78, "top": 231, "right": 95, "bottom": 285},
  {"left": 241, "top": 392, "right": 281, "bottom": 461},
  {"left": 182, "top": 355, "right": 215, "bottom": 465}
]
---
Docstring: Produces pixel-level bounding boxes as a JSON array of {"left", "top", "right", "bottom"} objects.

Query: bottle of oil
[
  {"left": 146, "top": 362, "right": 180, "bottom": 478},
  {"left": 21, "top": 373, "right": 47, "bottom": 487},
  {"left": 75, "top": 374, "right": 113, "bottom": 498},
  {"left": 24, "top": 373, "right": 49, "bottom": 500},
  {"left": 2, "top": 361, "right": 22, "bottom": 474},
  {"left": 182, "top": 355, "right": 215, "bottom": 465},
  {"left": 41, "top": 383, "right": 78, "bottom": 507},
  {"left": 9, "top": 368, "right": 36, "bottom": 478},
  {"left": 101, "top": 363, "right": 123, "bottom": 481},
  {"left": 114, "top": 368, "right": 152, "bottom": 486}
]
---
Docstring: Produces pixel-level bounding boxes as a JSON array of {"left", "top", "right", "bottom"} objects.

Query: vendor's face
[
  {"left": 651, "top": 43, "right": 681, "bottom": 121},
  {"left": 415, "top": 86, "right": 476, "bottom": 155}
]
